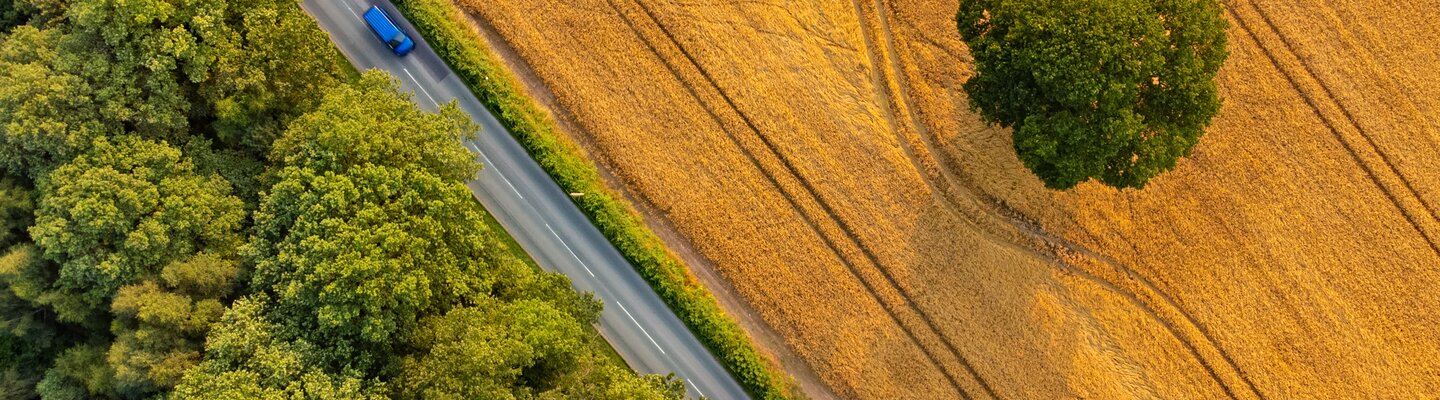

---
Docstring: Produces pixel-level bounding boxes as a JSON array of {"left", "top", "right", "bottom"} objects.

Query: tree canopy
[
  {"left": 29, "top": 135, "right": 244, "bottom": 320},
  {"left": 0, "top": 1, "right": 686, "bottom": 398},
  {"left": 956, "top": 0, "right": 1228, "bottom": 189}
]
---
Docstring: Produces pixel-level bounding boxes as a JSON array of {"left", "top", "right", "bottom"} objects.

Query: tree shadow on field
[{"left": 895, "top": 194, "right": 1228, "bottom": 398}]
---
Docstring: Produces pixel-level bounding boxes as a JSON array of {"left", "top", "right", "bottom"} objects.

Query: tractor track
[
  {"left": 1221, "top": 0, "right": 1440, "bottom": 257},
  {"left": 599, "top": 0, "right": 991, "bottom": 397},
  {"left": 857, "top": 1, "right": 1266, "bottom": 399}
]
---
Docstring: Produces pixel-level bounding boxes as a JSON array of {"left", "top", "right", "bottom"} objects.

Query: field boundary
[{"left": 391, "top": 0, "right": 795, "bottom": 398}]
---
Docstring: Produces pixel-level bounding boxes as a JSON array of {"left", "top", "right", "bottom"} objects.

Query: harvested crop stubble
[{"left": 458, "top": 0, "right": 1440, "bottom": 397}]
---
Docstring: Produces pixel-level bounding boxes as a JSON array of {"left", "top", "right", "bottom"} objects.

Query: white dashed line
[
  {"left": 689, "top": 382, "right": 705, "bottom": 398},
  {"left": 545, "top": 223, "right": 595, "bottom": 277},
  {"left": 402, "top": 67, "right": 439, "bottom": 108},
  {"left": 616, "top": 302, "right": 665, "bottom": 355},
  {"left": 464, "top": 143, "right": 523, "bottom": 199}
]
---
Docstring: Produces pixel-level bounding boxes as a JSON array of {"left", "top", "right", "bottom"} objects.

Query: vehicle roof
[{"left": 363, "top": 6, "right": 402, "bottom": 39}]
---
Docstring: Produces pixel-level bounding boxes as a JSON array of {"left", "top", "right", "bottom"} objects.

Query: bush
[{"left": 392, "top": 0, "right": 793, "bottom": 398}]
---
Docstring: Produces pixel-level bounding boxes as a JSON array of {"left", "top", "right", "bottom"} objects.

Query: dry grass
[{"left": 456, "top": 0, "right": 1440, "bottom": 397}]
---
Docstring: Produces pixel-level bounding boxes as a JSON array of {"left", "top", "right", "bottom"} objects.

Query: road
[{"left": 301, "top": 1, "right": 748, "bottom": 398}]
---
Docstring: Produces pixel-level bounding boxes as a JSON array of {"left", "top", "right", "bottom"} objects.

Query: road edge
[{"left": 391, "top": 0, "right": 797, "bottom": 398}]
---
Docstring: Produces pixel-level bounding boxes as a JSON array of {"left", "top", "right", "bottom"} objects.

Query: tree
[
  {"left": 35, "top": 344, "right": 115, "bottom": 399},
  {"left": 0, "top": 26, "right": 111, "bottom": 178},
  {"left": 548, "top": 359, "right": 686, "bottom": 400},
  {"left": 396, "top": 299, "right": 586, "bottom": 399},
  {"left": 269, "top": 70, "right": 479, "bottom": 182},
  {"left": 247, "top": 71, "right": 486, "bottom": 373},
  {"left": 0, "top": 0, "right": 35, "bottom": 32},
  {"left": 249, "top": 164, "right": 498, "bottom": 373},
  {"left": 172, "top": 297, "right": 386, "bottom": 400},
  {"left": 29, "top": 136, "right": 244, "bottom": 320},
  {"left": 956, "top": 0, "right": 1228, "bottom": 189},
  {"left": 0, "top": 178, "right": 34, "bottom": 248},
  {"left": 396, "top": 298, "right": 681, "bottom": 400},
  {"left": 0, "top": 246, "right": 66, "bottom": 400},
  {"left": 107, "top": 253, "right": 240, "bottom": 394},
  {"left": 202, "top": 0, "right": 345, "bottom": 153}
]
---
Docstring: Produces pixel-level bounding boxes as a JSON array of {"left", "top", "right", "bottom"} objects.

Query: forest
[{"left": 0, "top": 0, "right": 682, "bottom": 398}]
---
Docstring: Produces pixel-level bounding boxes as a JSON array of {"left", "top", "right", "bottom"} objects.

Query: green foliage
[
  {"left": 0, "top": 25, "right": 111, "bottom": 177},
  {"left": 0, "top": 0, "right": 35, "bottom": 32},
  {"left": 172, "top": 297, "right": 387, "bottom": 400},
  {"left": 396, "top": 0, "right": 792, "bottom": 397},
  {"left": 550, "top": 359, "right": 687, "bottom": 400},
  {"left": 35, "top": 344, "right": 115, "bottom": 399},
  {"left": 0, "top": 246, "right": 62, "bottom": 400},
  {"left": 29, "top": 135, "right": 244, "bottom": 320},
  {"left": 249, "top": 74, "right": 494, "bottom": 373},
  {"left": 199, "top": 0, "right": 345, "bottom": 153},
  {"left": 0, "top": 0, "right": 345, "bottom": 170},
  {"left": 397, "top": 299, "right": 586, "bottom": 399},
  {"left": 249, "top": 164, "right": 497, "bottom": 372},
  {"left": 270, "top": 70, "right": 479, "bottom": 181},
  {"left": 184, "top": 137, "right": 267, "bottom": 210},
  {"left": 957, "top": 0, "right": 1228, "bottom": 189},
  {"left": 0, "top": 244, "right": 99, "bottom": 333},
  {"left": 0, "top": 178, "right": 34, "bottom": 248},
  {"left": 107, "top": 253, "right": 240, "bottom": 394},
  {"left": 398, "top": 298, "right": 682, "bottom": 400}
]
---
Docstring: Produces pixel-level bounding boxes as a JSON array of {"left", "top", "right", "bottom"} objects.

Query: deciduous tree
[
  {"left": 107, "top": 253, "right": 240, "bottom": 394},
  {"left": 269, "top": 70, "right": 479, "bottom": 181},
  {"left": 957, "top": 0, "right": 1228, "bottom": 189},
  {"left": 0, "top": 26, "right": 109, "bottom": 177},
  {"left": 172, "top": 297, "right": 386, "bottom": 400},
  {"left": 29, "top": 136, "right": 244, "bottom": 319}
]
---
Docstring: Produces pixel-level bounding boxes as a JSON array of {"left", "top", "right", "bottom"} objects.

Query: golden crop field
[{"left": 454, "top": 0, "right": 1440, "bottom": 397}]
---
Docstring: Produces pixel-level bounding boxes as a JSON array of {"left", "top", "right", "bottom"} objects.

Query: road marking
[
  {"left": 347, "top": 7, "right": 361, "bottom": 20},
  {"left": 616, "top": 302, "right": 666, "bottom": 355},
  {"left": 402, "top": 67, "right": 440, "bottom": 108},
  {"left": 689, "top": 382, "right": 705, "bottom": 398},
  {"left": 468, "top": 143, "right": 496, "bottom": 166},
  {"left": 464, "top": 142, "right": 524, "bottom": 199},
  {"left": 545, "top": 223, "right": 595, "bottom": 277}
]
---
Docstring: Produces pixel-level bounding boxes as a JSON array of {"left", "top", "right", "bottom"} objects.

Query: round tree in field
[{"left": 956, "top": 0, "right": 1228, "bottom": 189}]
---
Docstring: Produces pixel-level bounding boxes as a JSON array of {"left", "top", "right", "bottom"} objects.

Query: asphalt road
[{"left": 301, "top": 1, "right": 748, "bottom": 398}]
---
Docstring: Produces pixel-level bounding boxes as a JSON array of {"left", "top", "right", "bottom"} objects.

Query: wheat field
[{"left": 455, "top": 0, "right": 1440, "bottom": 397}]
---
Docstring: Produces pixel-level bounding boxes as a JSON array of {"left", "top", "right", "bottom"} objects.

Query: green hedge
[{"left": 392, "top": 1, "right": 793, "bottom": 398}]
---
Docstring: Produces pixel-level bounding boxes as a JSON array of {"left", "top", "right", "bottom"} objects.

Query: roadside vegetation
[
  {"left": 0, "top": 1, "right": 681, "bottom": 398},
  {"left": 393, "top": 0, "right": 794, "bottom": 398}
]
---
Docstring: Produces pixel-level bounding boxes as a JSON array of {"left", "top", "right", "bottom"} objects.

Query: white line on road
[
  {"left": 546, "top": 223, "right": 595, "bottom": 277},
  {"left": 402, "top": 67, "right": 440, "bottom": 108},
  {"left": 466, "top": 142, "right": 493, "bottom": 165},
  {"left": 689, "top": 382, "right": 705, "bottom": 398},
  {"left": 616, "top": 301, "right": 666, "bottom": 355},
  {"left": 465, "top": 142, "right": 524, "bottom": 200},
  {"left": 346, "top": 7, "right": 361, "bottom": 20}
]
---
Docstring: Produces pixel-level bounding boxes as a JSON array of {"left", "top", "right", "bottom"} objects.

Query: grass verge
[{"left": 393, "top": 0, "right": 794, "bottom": 398}]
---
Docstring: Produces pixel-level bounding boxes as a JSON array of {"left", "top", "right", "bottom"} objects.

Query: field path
[
  {"left": 854, "top": 1, "right": 1267, "bottom": 399},
  {"left": 1221, "top": 0, "right": 1440, "bottom": 256},
  {"left": 597, "top": 0, "right": 1010, "bottom": 397}
]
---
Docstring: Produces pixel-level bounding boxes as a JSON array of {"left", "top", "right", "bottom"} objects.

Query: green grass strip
[{"left": 392, "top": 0, "right": 794, "bottom": 398}]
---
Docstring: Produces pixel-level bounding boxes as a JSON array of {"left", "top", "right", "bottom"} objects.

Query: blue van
[{"left": 363, "top": 5, "right": 415, "bottom": 56}]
